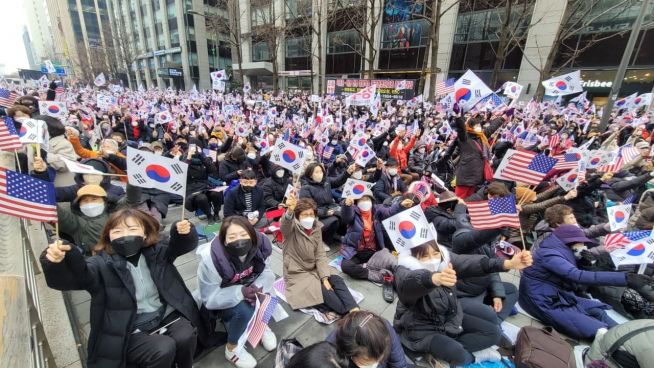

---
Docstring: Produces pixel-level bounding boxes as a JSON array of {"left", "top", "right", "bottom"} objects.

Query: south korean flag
[
  {"left": 341, "top": 179, "right": 374, "bottom": 199},
  {"left": 19, "top": 119, "right": 49, "bottom": 147},
  {"left": 127, "top": 147, "right": 188, "bottom": 195},
  {"left": 382, "top": 206, "right": 435, "bottom": 253},
  {"left": 270, "top": 139, "right": 308, "bottom": 174},
  {"left": 354, "top": 144, "right": 376, "bottom": 167}
]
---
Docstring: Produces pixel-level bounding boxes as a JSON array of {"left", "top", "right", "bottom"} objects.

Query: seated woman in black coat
[
  {"left": 394, "top": 240, "right": 532, "bottom": 366},
  {"left": 41, "top": 208, "right": 208, "bottom": 368},
  {"left": 299, "top": 162, "right": 355, "bottom": 246}
]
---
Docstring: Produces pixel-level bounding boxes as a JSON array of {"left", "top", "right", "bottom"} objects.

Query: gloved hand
[
  {"left": 242, "top": 285, "right": 262, "bottom": 305},
  {"left": 626, "top": 273, "right": 654, "bottom": 290},
  {"left": 578, "top": 250, "right": 597, "bottom": 267}
]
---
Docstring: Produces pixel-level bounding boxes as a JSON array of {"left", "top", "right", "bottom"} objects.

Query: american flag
[
  {"left": 55, "top": 83, "right": 64, "bottom": 95},
  {"left": 322, "top": 145, "right": 334, "bottom": 161},
  {"left": 553, "top": 152, "right": 581, "bottom": 171},
  {"left": 0, "top": 168, "right": 57, "bottom": 222},
  {"left": 247, "top": 293, "right": 279, "bottom": 348},
  {"left": 623, "top": 195, "right": 635, "bottom": 205},
  {"left": 0, "top": 88, "right": 18, "bottom": 108},
  {"left": 0, "top": 117, "right": 22, "bottom": 151},
  {"left": 604, "top": 230, "right": 652, "bottom": 252},
  {"left": 436, "top": 78, "right": 456, "bottom": 97},
  {"left": 498, "top": 150, "right": 558, "bottom": 185},
  {"left": 600, "top": 146, "right": 641, "bottom": 173},
  {"left": 467, "top": 195, "right": 521, "bottom": 230},
  {"left": 548, "top": 134, "right": 560, "bottom": 149}
]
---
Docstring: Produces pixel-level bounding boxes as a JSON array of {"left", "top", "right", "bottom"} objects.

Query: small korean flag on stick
[
  {"left": 382, "top": 206, "right": 435, "bottom": 253},
  {"left": 607, "top": 204, "right": 632, "bottom": 232},
  {"left": 354, "top": 144, "right": 376, "bottom": 167},
  {"left": 38, "top": 101, "right": 68, "bottom": 119},
  {"left": 341, "top": 179, "right": 374, "bottom": 199},
  {"left": 609, "top": 236, "right": 654, "bottom": 267},
  {"left": 126, "top": 147, "right": 188, "bottom": 196},
  {"left": 556, "top": 169, "right": 579, "bottom": 192},
  {"left": 283, "top": 184, "right": 298, "bottom": 200},
  {"left": 270, "top": 139, "right": 307, "bottom": 174},
  {"left": 18, "top": 119, "right": 49, "bottom": 148}
]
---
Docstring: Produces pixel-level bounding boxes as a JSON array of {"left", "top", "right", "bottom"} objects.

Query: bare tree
[
  {"left": 204, "top": 0, "right": 247, "bottom": 86},
  {"left": 109, "top": 14, "right": 139, "bottom": 88},
  {"left": 248, "top": 0, "right": 287, "bottom": 94},
  {"left": 512, "top": 0, "right": 634, "bottom": 98},
  {"left": 332, "top": 0, "right": 383, "bottom": 79}
]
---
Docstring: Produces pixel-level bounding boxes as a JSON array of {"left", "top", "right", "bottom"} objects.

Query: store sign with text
[{"left": 326, "top": 79, "right": 416, "bottom": 101}]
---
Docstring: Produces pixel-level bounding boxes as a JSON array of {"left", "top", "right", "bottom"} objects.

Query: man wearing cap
[
  {"left": 519, "top": 223, "right": 654, "bottom": 340},
  {"left": 57, "top": 185, "right": 110, "bottom": 255},
  {"left": 372, "top": 158, "right": 407, "bottom": 205}
]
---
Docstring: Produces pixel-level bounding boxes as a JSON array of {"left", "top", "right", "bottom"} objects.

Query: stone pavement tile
[
  {"left": 505, "top": 312, "right": 532, "bottom": 328},
  {"left": 69, "top": 289, "right": 90, "bottom": 305}
]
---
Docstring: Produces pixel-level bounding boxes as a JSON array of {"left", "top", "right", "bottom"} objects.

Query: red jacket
[{"left": 389, "top": 135, "right": 416, "bottom": 170}]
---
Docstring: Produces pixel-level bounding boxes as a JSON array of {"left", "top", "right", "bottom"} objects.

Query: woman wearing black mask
[
  {"left": 197, "top": 216, "right": 277, "bottom": 368},
  {"left": 41, "top": 208, "right": 208, "bottom": 368}
]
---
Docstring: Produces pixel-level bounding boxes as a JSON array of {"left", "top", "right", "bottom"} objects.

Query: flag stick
[
  {"left": 14, "top": 151, "right": 22, "bottom": 172},
  {"left": 34, "top": 143, "right": 41, "bottom": 159},
  {"left": 181, "top": 194, "right": 186, "bottom": 222},
  {"left": 54, "top": 221, "right": 59, "bottom": 239},
  {"left": 638, "top": 264, "right": 647, "bottom": 275},
  {"left": 519, "top": 226, "right": 527, "bottom": 250}
]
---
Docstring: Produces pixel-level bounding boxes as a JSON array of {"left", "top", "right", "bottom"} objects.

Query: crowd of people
[{"left": 4, "top": 79, "right": 654, "bottom": 367}]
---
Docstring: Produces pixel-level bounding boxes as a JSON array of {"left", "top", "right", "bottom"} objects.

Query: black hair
[
  {"left": 304, "top": 162, "right": 325, "bottom": 179},
  {"left": 287, "top": 342, "right": 348, "bottom": 368},
  {"left": 240, "top": 169, "right": 257, "bottom": 180},
  {"left": 334, "top": 311, "right": 391, "bottom": 363},
  {"left": 386, "top": 158, "right": 399, "bottom": 167},
  {"left": 218, "top": 216, "right": 258, "bottom": 248},
  {"left": 34, "top": 115, "right": 66, "bottom": 138},
  {"left": 410, "top": 240, "right": 440, "bottom": 259}
]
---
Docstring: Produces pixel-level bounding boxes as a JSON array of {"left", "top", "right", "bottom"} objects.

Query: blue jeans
[{"left": 217, "top": 301, "right": 255, "bottom": 344}]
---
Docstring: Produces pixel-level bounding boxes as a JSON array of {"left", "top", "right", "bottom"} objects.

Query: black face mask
[
  {"left": 225, "top": 239, "right": 253, "bottom": 257},
  {"left": 241, "top": 185, "right": 255, "bottom": 193},
  {"left": 111, "top": 235, "right": 145, "bottom": 257}
]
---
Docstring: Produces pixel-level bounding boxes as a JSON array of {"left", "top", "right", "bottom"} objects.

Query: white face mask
[
  {"left": 420, "top": 258, "right": 443, "bottom": 272},
  {"left": 275, "top": 169, "right": 285, "bottom": 178},
  {"left": 357, "top": 200, "right": 372, "bottom": 211},
  {"left": 247, "top": 152, "right": 256, "bottom": 159},
  {"left": 306, "top": 152, "right": 314, "bottom": 160},
  {"left": 154, "top": 150, "right": 163, "bottom": 156},
  {"left": 474, "top": 126, "right": 482, "bottom": 133},
  {"left": 299, "top": 217, "right": 314, "bottom": 230},
  {"left": 80, "top": 203, "right": 105, "bottom": 217},
  {"left": 331, "top": 139, "right": 337, "bottom": 145},
  {"left": 83, "top": 174, "right": 103, "bottom": 185},
  {"left": 352, "top": 171, "right": 363, "bottom": 180},
  {"left": 388, "top": 168, "right": 398, "bottom": 176}
]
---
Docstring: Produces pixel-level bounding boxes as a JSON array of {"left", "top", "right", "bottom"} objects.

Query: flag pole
[
  {"left": 519, "top": 226, "right": 527, "bottom": 250},
  {"left": 181, "top": 194, "right": 186, "bottom": 222},
  {"left": 55, "top": 221, "right": 59, "bottom": 239},
  {"left": 517, "top": 185, "right": 534, "bottom": 206}
]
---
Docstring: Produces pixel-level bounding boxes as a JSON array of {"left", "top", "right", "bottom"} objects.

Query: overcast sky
[{"left": 0, "top": 1, "right": 30, "bottom": 74}]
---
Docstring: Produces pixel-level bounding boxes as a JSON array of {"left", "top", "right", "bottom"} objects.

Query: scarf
[
  {"left": 466, "top": 127, "right": 491, "bottom": 149},
  {"left": 358, "top": 210, "right": 376, "bottom": 252}
]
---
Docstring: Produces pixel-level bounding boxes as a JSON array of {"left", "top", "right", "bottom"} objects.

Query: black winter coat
[
  {"left": 40, "top": 225, "right": 213, "bottom": 368},
  {"left": 261, "top": 174, "right": 291, "bottom": 208},
  {"left": 218, "top": 157, "right": 250, "bottom": 183},
  {"left": 185, "top": 154, "right": 216, "bottom": 195},
  {"left": 372, "top": 171, "right": 407, "bottom": 203},
  {"left": 223, "top": 185, "right": 266, "bottom": 218},
  {"left": 451, "top": 117, "right": 503, "bottom": 186},
  {"left": 424, "top": 204, "right": 459, "bottom": 249},
  {"left": 299, "top": 171, "right": 350, "bottom": 218},
  {"left": 393, "top": 252, "right": 507, "bottom": 353}
]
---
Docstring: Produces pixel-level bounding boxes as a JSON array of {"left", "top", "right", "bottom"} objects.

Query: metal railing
[{"left": 0, "top": 152, "right": 56, "bottom": 367}]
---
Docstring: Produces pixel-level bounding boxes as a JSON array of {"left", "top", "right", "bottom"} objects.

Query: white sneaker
[
  {"left": 261, "top": 327, "right": 277, "bottom": 351},
  {"left": 472, "top": 347, "right": 501, "bottom": 363},
  {"left": 225, "top": 346, "right": 257, "bottom": 368}
]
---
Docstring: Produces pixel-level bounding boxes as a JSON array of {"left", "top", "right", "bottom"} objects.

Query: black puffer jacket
[
  {"left": 450, "top": 117, "right": 503, "bottom": 186},
  {"left": 424, "top": 204, "right": 460, "bottom": 249},
  {"left": 261, "top": 174, "right": 291, "bottom": 208},
  {"left": 186, "top": 154, "right": 216, "bottom": 195},
  {"left": 299, "top": 171, "right": 350, "bottom": 218},
  {"left": 40, "top": 224, "right": 217, "bottom": 368},
  {"left": 393, "top": 251, "right": 506, "bottom": 354},
  {"left": 218, "top": 157, "right": 250, "bottom": 183}
]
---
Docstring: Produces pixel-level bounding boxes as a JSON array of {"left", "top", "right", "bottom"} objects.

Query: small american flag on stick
[
  {"left": 467, "top": 195, "right": 521, "bottom": 230},
  {"left": 0, "top": 88, "right": 18, "bottom": 108},
  {"left": 0, "top": 168, "right": 57, "bottom": 222},
  {"left": 0, "top": 117, "right": 22, "bottom": 151},
  {"left": 246, "top": 293, "right": 279, "bottom": 348}
]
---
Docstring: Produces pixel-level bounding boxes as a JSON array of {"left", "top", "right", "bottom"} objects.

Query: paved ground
[{"left": 67, "top": 205, "right": 550, "bottom": 368}]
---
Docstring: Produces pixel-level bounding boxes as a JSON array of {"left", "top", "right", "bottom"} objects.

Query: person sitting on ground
[
  {"left": 57, "top": 185, "right": 111, "bottom": 256},
  {"left": 197, "top": 216, "right": 277, "bottom": 368},
  {"left": 299, "top": 162, "right": 355, "bottom": 246},
  {"left": 41, "top": 209, "right": 206, "bottom": 368},
  {"left": 393, "top": 239, "right": 532, "bottom": 366},
  {"left": 340, "top": 190, "right": 413, "bottom": 283},
  {"left": 281, "top": 195, "right": 359, "bottom": 316},
  {"left": 326, "top": 311, "right": 409, "bottom": 368},
  {"left": 519, "top": 222, "right": 654, "bottom": 340},
  {"left": 372, "top": 158, "right": 407, "bottom": 205},
  {"left": 223, "top": 169, "right": 268, "bottom": 228},
  {"left": 261, "top": 165, "right": 292, "bottom": 210}
]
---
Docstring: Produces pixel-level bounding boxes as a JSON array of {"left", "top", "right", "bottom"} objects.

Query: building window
[
  {"left": 252, "top": 41, "right": 271, "bottom": 61},
  {"left": 382, "top": 0, "right": 426, "bottom": 23},
  {"left": 327, "top": 30, "right": 361, "bottom": 54},
  {"left": 251, "top": 5, "right": 271, "bottom": 27},
  {"left": 286, "top": 0, "right": 311, "bottom": 19},
  {"left": 285, "top": 36, "right": 310, "bottom": 57},
  {"left": 381, "top": 19, "right": 430, "bottom": 49}
]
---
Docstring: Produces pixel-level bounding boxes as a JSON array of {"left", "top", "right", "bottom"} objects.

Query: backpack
[
  {"left": 514, "top": 326, "right": 575, "bottom": 368},
  {"left": 585, "top": 325, "right": 654, "bottom": 368}
]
